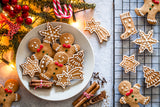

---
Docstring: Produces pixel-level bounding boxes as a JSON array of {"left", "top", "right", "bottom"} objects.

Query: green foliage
[{"left": 0, "top": 0, "right": 96, "bottom": 60}]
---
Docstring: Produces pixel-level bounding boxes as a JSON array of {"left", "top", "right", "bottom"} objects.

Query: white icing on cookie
[
  {"left": 138, "top": 9, "right": 144, "bottom": 16},
  {"left": 40, "top": 73, "right": 50, "bottom": 80},
  {"left": 133, "top": 85, "right": 140, "bottom": 90},
  {"left": 121, "top": 97, "right": 126, "bottom": 104},
  {"left": 55, "top": 46, "right": 60, "bottom": 51},
  {"left": 15, "top": 93, "right": 18, "bottom": 101},
  {"left": 74, "top": 45, "right": 78, "bottom": 52},
  {"left": 147, "top": 19, "right": 157, "bottom": 23}
]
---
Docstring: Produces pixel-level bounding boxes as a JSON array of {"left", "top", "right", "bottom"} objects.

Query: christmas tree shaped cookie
[
  {"left": 68, "top": 50, "right": 84, "bottom": 68},
  {"left": 143, "top": 66, "right": 160, "bottom": 88}
]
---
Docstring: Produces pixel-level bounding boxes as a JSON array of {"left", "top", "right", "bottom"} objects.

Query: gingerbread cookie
[
  {"left": 56, "top": 67, "right": 83, "bottom": 89},
  {"left": 39, "top": 52, "right": 70, "bottom": 82},
  {"left": 28, "top": 38, "right": 55, "bottom": 61},
  {"left": 143, "top": 66, "right": 160, "bottom": 88},
  {"left": 39, "top": 23, "right": 62, "bottom": 44},
  {"left": 120, "top": 12, "right": 137, "bottom": 39},
  {"left": 133, "top": 30, "right": 158, "bottom": 53},
  {"left": 85, "top": 18, "right": 111, "bottom": 43},
  {"left": 135, "top": 0, "right": 160, "bottom": 24},
  {"left": 68, "top": 50, "right": 84, "bottom": 68},
  {"left": 118, "top": 80, "right": 150, "bottom": 107},
  {"left": 120, "top": 55, "right": 140, "bottom": 73},
  {"left": 39, "top": 55, "right": 54, "bottom": 74},
  {"left": 20, "top": 57, "right": 41, "bottom": 78},
  {"left": 0, "top": 79, "right": 20, "bottom": 107},
  {"left": 52, "top": 33, "right": 80, "bottom": 57}
]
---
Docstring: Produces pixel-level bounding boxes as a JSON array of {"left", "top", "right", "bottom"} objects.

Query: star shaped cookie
[
  {"left": 85, "top": 18, "right": 110, "bottom": 43},
  {"left": 56, "top": 70, "right": 71, "bottom": 89},
  {"left": 85, "top": 18, "right": 100, "bottom": 33},
  {"left": 133, "top": 30, "right": 158, "bottom": 53},
  {"left": 20, "top": 57, "right": 41, "bottom": 78},
  {"left": 56, "top": 67, "right": 83, "bottom": 89},
  {"left": 39, "top": 23, "right": 62, "bottom": 44},
  {"left": 120, "top": 55, "right": 140, "bottom": 73}
]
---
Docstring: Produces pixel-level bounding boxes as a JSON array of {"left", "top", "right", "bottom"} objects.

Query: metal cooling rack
[{"left": 113, "top": 0, "right": 160, "bottom": 107}]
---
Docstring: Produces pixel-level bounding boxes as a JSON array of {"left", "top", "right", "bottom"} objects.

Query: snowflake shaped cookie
[
  {"left": 20, "top": 57, "right": 41, "bottom": 78},
  {"left": 120, "top": 55, "right": 140, "bottom": 73},
  {"left": 133, "top": 30, "right": 158, "bottom": 53},
  {"left": 39, "top": 23, "right": 62, "bottom": 44}
]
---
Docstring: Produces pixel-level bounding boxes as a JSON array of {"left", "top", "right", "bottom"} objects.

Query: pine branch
[
  {"left": 29, "top": 8, "right": 55, "bottom": 22},
  {"left": 71, "top": 3, "right": 96, "bottom": 10}
]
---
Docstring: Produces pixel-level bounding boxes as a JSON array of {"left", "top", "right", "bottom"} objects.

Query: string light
[{"left": 71, "top": 22, "right": 79, "bottom": 28}]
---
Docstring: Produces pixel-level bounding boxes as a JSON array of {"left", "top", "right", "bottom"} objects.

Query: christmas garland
[{"left": 0, "top": 0, "right": 96, "bottom": 61}]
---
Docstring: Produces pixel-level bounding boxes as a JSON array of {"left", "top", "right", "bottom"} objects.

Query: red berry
[
  {"left": 3, "top": 5, "right": 10, "bottom": 12},
  {"left": 67, "top": 44, "right": 71, "bottom": 48},
  {"left": 14, "top": 5, "right": 21, "bottom": 13},
  {"left": 2, "top": 0, "right": 9, "bottom": 4},
  {"left": 8, "top": 90, "right": 12, "bottom": 93},
  {"left": 22, "top": 5, "right": 29, "bottom": 12},
  {"left": 58, "top": 64, "right": 63, "bottom": 67},
  {"left": 55, "top": 61, "right": 58, "bottom": 65},
  {"left": 4, "top": 88, "right": 8, "bottom": 92},
  {"left": 22, "top": 12, "right": 29, "bottom": 18},
  {"left": 11, "top": 0, "right": 18, "bottom": 5},
  {"left": 25, "top": 18, "right": 32, "bottom": 25},
  {"left": 16, "top": 16, "right": 23, "bottom": 24},
  {"left": 9, "top": 10, "right": 16, "bottom": 17}
]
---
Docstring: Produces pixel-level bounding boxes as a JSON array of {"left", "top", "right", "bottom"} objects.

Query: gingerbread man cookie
[
  {"left": 39, "top": 52, "right": 71, "bottom": 82},
  {"left": 28, "top": 38, "right": 55, "bottom": 61},
  {"left": 118, "top": 80, "right": 150, "bottom": 107},
  {"left": 0, "top": 79, "right": 20, "bottom": 107},
  {"left": 52, "top": 33, "right": 80, "bottom": 57},
  {"left": 135, "top": 0, "right": 160, "bottom": 24}
]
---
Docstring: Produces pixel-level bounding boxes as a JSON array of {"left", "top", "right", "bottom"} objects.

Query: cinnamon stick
[
  {"left": 31, "top": 79, "right": 51, "bottom": 83},
  {"left": 72, "top": 82, "right": 100, "bottom": 107},
  {"left": 29, "top": 79, "right": 53, "bottom": 89},
  {"left": 82, "top": 90, "right": 106, "bottom": 107},
  {"left": 72, "top": 82, "right": 97, "bottom": 106}
]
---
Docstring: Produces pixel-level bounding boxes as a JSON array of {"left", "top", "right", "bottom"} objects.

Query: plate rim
[{"left": 16, "top": 22, "right": 95, "bottom": 101}]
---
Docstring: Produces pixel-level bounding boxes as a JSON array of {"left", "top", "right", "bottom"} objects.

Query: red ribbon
[
  {"left": 37, "top": 45, "right": 43, "bottom": 52},
  {"left": 152, "top": 0, "right": 159, "bottom": 4},
  {"left": 0, "top": 13, "right": 20, "bottom": 40},
  {"left": 55, "top": 61, "right": 63, "bottom": 67},
  {"left": 126, "top": 89, "right": 133, "bottom": 96},
  {"left": 63, "top": 44, "right": 71, "bottom": 48},
  {"left": 4, "top": 88, "right": 12, "bottom": 93}
]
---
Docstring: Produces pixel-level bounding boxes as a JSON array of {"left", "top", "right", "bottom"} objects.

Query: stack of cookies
[{"left": 20, "top": 23, "right": 84, "bottom": 89}]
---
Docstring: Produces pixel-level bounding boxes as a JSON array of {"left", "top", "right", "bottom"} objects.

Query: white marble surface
[{"left": 0, "top": 0, "right": 113, "bottom": 107}]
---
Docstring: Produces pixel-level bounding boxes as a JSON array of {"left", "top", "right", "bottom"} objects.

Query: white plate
[{"left": 16, "top": 22, "right": 94, "bottom": 101}]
